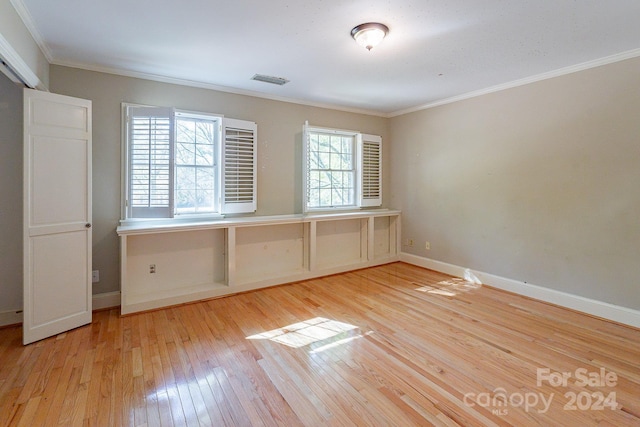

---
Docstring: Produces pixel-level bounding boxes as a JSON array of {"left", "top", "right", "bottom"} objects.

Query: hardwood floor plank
[
  {"left": 56, "top": 365, "right": 82, "bottom": 425},
  {"left": 256, "top": 355, "right": 324, "bottom": 426},
  {"left": 156, "top": 338, "right": 187, "bottom": 427},
  {"left": 212, "top": 365, "right": 255, "bottom": 426},
  {"left": 15, "top": 396, "right": 40, "bottom": 427},
  {"left": 0, "top": 262, "right": 638, "bottom": 426}
]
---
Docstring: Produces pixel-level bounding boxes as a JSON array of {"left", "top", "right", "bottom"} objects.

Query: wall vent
[{"left": 251, "top": 74, "right": 289, "bottom": 86}]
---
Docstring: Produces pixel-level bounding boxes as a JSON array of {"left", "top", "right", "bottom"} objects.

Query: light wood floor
[{"left": 1, "top": 262, "right": 638, "bottom": 426}]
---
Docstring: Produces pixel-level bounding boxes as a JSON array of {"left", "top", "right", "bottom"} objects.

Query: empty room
[{"left": 1, "top": 1, "right": 639, "bottom": 425}]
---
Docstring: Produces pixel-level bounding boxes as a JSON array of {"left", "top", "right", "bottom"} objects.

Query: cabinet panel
[
  {"left": 374, "top": 216, "right": 391, "bottom": 259},
  {"left": 126, "top": 229, "right": 226, "bottom": 297},
  {"left": 235, "top": 223, "right": 305, "bottom": 284},
  {"left": 316, "top": 219, "right": 364, "bottom": 269}
]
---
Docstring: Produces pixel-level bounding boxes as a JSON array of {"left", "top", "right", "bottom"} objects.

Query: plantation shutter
[
  {"left": 127, "top": 106, "right": 174, "bottom": 218},
  {"left": 359, "top": 134, "right": 382, "bottom": 207},
  {"left": 302, "top": 122, "right": 311, "bottom": 211},
  {"left": 221, "top": 118, "right": 257, "bottom": 214}
]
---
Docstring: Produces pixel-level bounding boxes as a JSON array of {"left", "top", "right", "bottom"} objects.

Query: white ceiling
[{"left": 15, "top": 0, "right": 640, "bottom": 116}]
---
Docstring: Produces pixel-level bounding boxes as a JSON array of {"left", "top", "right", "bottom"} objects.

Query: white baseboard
[
  {"left": 0, "top": 310, "right": 23, "bottom": 327},
  {"left": 400, "top": 253, "right": 640, "bottom": 329},
  {"left": 92, "top": 291, "right": 121, "bottom": 311},
  {"left": 6, "top": 259, "right": 639, "bottom": 329},
  {"left": 0, "top": 291, "right": 122, "bottom": 327}
]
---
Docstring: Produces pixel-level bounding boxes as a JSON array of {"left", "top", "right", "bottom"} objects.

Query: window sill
[
  {"left": 303, "top": 208, "right": 397, "bottom": 221},
  {"left": 119, "top": 214, "right": 225, "bottom": 227},
  {"left": 116, "top": 209, "right": 400, "bottom": 236}
]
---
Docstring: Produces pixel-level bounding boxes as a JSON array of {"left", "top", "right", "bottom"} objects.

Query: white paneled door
[{"left": 23, "top": 89, "right": 92, "bottom": 345}]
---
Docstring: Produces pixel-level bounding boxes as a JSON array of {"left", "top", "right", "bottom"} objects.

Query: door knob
[{"left": 85, "top": 223, "right": 92, "bottom": 228}]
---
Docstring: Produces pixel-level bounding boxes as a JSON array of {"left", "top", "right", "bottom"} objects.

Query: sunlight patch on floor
[
  {"left": 414, "top": 277, "right": 482, "bottom": 297},
  {"left": 246, "top": 317, "right": 359, "bottom": 349},
  {"left": 309, "top": 330, "right": 374, "bottom": 354}
]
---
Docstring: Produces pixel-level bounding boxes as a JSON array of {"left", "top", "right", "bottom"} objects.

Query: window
[
  {"left": 123, "top": 105, "right": 257, "bottom": 220},
  {"left": 303, "top": 123, "right": 382, "bottom": 211},
  {"left": 175, "top": 114, "right": 217, "bottom": 214},
  {"left": 306, "top": 129, "right": 356, "bottom": 209}
]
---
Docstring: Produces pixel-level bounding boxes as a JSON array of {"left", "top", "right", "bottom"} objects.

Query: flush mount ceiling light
[{"left": 350, "top": 22, "right": 389, "bottom": 51}]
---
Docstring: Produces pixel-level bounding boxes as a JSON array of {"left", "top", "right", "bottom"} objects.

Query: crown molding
[
  {"left": 51, "top": 59, "right": 389, "bottom": 118},
  {"left": 389, "top": 48, "right": 640, "bottom": 117},
  {"left": 10, "top": 0, "right": 53, "bottom": 62},
  {"left": 13, "top": 1, "right": 640, "bottom": 121}
]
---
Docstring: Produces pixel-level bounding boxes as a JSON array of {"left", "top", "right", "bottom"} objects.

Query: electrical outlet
[
  {"left": 92, "top": 270, "right": 99, "bottom": 283},
  {"left": 408, "top": 239, "right": 414, "bottom": 247},
  {"left": 150, "top": 264, "right": 156, "bottom": 274},
  {"left": 425, "top": 241, "right": 431, "bottom": 250}
]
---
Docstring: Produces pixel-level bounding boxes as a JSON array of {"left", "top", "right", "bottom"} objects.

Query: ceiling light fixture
[{"left": 350, "top": 22, "right": 389, "bottom": 51}]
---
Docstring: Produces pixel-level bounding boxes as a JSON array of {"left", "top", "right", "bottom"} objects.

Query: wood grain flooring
[{"left": 0, "top": 262, "right": 638, "bottom": 426}]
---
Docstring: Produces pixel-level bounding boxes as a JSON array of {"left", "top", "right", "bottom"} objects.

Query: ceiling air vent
[{"left": 251, "top": 74, "right": 289, "bottom": 86}]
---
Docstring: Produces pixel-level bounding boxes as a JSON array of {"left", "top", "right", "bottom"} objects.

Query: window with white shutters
[
  {"left": 123, "top": 104, "right": 257, "bottom": 220},
  {"left": 303, "top": 123, "right": 382, "bottom": 212}
]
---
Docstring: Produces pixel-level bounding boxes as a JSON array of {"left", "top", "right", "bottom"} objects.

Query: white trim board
[
  {"left": 0, "top": 309, "right": 23, "bottom": 328},
  {"left": 0, "top": 33, "right": 43, "bottom": 89},
  {"left": 93, "top": 291, "right": 121, "bottom": 311},
  {"left": 0, "top": 291, "right": 122, "bottom": 327},
  {"left": 400, "top": 253, "right": 640, "bottom": 329}
]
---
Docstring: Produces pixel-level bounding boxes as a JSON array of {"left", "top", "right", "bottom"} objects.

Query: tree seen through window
[
  {"left": 175, "top": 117, "right": 217, "bottom": 214},
  {"left": 307, "top": 132, "right": 355, "bottom": 208}
]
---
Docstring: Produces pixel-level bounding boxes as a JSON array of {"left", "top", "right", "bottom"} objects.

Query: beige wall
[
  {"left": 390, "top": 56, "right": 640, "bottom": 310},
  {"left": 0, "top": 0, "right": 49, "bottom": 88},
  {"left": 5, "top": 54, "right": 637, "bottom": 314},
  {"left": 0, "top": 0, "right": 47, "bottom": 316},
  {"left": 0, "top": 72, "right": 23, "bottom": 312},
  {"left": 49, "top": 65, "right": 390, "bottom": 295}
]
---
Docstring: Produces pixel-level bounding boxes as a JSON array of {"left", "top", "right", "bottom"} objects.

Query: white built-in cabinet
[{"left": 117, "top": 210, "right": 400, "bottom": 314}]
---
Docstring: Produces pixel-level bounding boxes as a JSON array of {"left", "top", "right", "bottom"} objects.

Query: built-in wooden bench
[{"left": 117, "top": 210, "right": 401, "bottom": 314}]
